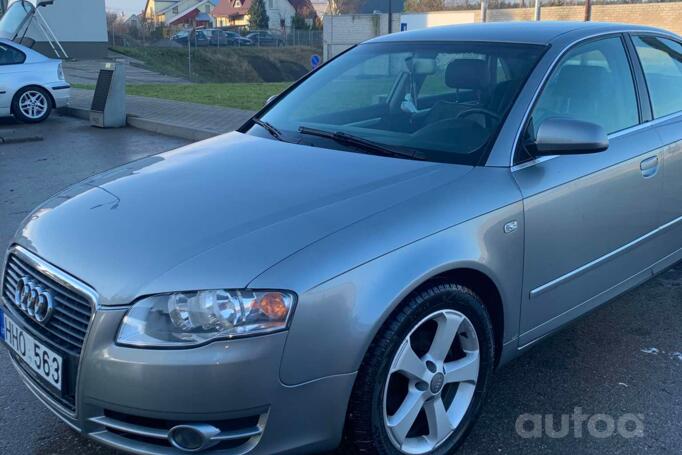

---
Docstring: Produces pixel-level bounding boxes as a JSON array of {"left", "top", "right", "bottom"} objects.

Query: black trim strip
[
  {"left": 623, "top": 33, "right": 654, "bottom": 123},
  {"left": 52, "top": 86, "right": 71, "bottom": 91}
]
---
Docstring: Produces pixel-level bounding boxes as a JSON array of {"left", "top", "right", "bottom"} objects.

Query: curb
[{"left": 59, "top": 106, "right": 219, "bottom": 142}]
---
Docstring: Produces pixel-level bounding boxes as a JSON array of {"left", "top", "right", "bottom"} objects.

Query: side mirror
[
  {"left": 532, "top": 117, "right": 609, "bottom": 156},
  {"left": 264, "top": 95, "right": 278, "bottom": 106}
]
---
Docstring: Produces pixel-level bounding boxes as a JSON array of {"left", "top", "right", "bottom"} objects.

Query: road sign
[{"left": 311, "top": 54, "right": 321, "bottom": 70}]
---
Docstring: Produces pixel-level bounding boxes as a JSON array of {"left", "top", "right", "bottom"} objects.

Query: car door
[
  {"left": 630, "top": 34, "right": 682, "bottom": 273},
  {"left": 0, "top": 42, "right": 27, "bottom": 112},
  {"left": 513, "top": 35, "right": 666, "bottom": 346}
]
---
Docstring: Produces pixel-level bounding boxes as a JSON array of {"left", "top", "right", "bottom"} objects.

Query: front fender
[{"left": 254, "top": 200, "right": 525, "bottom": 386}]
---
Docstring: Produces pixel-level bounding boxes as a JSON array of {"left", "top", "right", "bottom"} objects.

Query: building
[
  {"left": 358, "top": 0, "right": 404, "bottom": 13},
  {"left": 213, "top": 0, "right": 316, "bottom": 29},
  {"left": 6, "top": 0, "right": 108, "bottom": 58},
  {"left": 143, "top": 0, "right": 219, "bottom": 27}
]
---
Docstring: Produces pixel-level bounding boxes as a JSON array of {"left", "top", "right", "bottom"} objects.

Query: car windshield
[{"left": 255, "top": 41, "right": 546, "bottom": 165}]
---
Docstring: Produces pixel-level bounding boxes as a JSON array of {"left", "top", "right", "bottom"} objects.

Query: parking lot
[{"left": 0, "top": 115, "right": 680, "bottom": 455}]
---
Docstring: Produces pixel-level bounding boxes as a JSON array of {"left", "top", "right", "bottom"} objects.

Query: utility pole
[
  {"left": 188, "top": 28, "right": 192, "bottom": 81},
  {"left": 387, "top": 0, "right": 392, "bottom": 34},
  {"left": 534, "top": 0, "right": 541, "bottom": 21},
  {"left": 480, "top": 0, "right": 488, "bottom": 23},
  {"left": 584, "top": 0, "right": 592, "bottom": 21}
]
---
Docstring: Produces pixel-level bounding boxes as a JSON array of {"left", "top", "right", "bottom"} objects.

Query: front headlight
[{"left": 117, "top": 290, "right": 296, "bottom": 348}]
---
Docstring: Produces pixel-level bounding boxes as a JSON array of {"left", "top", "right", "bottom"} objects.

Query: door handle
[{"left": 640, "top": 156, "right": 659, "bottom": 178}]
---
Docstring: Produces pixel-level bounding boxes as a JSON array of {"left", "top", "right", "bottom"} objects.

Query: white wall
[
  {"left": 24, "top": 0, "right": 107, "bottom": 43},
  {"left": 266, "top": 0, "right": 295, "bottom": 29},
  {"left": 400, "top": 11, "right": 475, "bottom": 32},
  {"left": 323, "top": 13, "right": 401, "bottom": 61},
  {"left": 323, "top": 11, "right": 479, "bottom": 60}
]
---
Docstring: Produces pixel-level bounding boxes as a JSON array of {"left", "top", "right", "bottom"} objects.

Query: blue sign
[
  {"left": 401, "top": 23, "right": 408, "bottom": 32},
  {"left": 311, "top": 54, "right": 321, "bottom": 70}
]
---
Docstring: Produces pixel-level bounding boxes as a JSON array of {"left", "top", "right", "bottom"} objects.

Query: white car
[{"left": 0, "top": 38, "right": 69, "bottom": 123}]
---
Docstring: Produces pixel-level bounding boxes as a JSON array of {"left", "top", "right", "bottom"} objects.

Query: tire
[
  {"left": 12, "top": 86, "right": 52, "bottom": 123},
  {"left": 344, "top": 283, "right": 495, "bottom": 455}
]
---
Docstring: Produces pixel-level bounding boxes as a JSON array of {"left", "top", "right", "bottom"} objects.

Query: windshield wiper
[
  {"left": 298, "top": 126, "right": 424, "bottom": 161},
  {"left": 252, "top": 118, "right": 284, "bottom": 141}
]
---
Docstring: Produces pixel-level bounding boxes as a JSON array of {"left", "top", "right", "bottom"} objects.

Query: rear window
[
  {"left": 0, "top": 43, "right": 26, "bottom": 65},
  {"left": 632, "top": 35, "right": 682, "bottom": 118}
]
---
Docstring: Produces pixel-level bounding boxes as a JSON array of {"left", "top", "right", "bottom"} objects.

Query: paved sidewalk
[
  {"left": 63, "top": 51, "right": 188, "bottom": 85},
  {"left": 68, "top": 88, "right": 255, "bottom": 141}
]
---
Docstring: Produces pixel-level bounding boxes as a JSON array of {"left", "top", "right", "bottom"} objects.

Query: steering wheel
[{"left": 456, "top": 108, "right": 501, "bottom": 123}]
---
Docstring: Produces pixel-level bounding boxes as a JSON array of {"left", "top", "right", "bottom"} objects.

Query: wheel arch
[
  {"left": 12, "top": 84, "right": 56, "bottom": 110},
  {"left": 419, "top": 267, "right": 505, "bottom": 367}
]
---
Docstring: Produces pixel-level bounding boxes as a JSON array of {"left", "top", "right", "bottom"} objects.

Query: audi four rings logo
[{"left": 14, "top": 277, "right": 55, "bottom": 324}]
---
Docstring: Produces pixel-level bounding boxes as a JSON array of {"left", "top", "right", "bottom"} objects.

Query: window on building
[
  {"left": 235, "top": 0, "right": 242, "bottom": 7},
  {"left": 268, "top": 0, "right": 274, "bottom": 8},
  {"left": 172, "top": 7, "right": 178, "bottom": 14},
  {"left": 632, "top": 36, "right": 682, "bottom": 119}
]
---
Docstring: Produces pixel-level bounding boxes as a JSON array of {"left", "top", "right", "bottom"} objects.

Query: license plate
[{"left": 1, "top": 309, "right": 63, "bottom": 391}]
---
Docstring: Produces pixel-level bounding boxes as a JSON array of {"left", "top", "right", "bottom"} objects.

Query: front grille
[{"left": 2, "top": 254, "right": 92, "bottom": 356}]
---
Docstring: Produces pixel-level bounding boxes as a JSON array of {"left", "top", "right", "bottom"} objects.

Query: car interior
[{"left": 266, "top": 45, "right": 544, "bottom": 164}]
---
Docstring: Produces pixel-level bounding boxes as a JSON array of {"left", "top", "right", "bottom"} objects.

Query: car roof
[{"left": 368, "top": 21, "right": 670, "bottom": 45}]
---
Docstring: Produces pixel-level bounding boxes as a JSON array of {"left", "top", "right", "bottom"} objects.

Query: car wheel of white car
[
  {"left": 344, "top": 283, "right": 495, "bottom": 455},
  {"left": 12, "top": 87, "right": 52, "bottom": 123}
]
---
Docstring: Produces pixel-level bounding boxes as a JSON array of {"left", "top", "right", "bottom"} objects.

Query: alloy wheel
[
  {"left": 383, "top": 309, "right": 480, "bottom": 454},
  {"left": 19, "top": 90, "right": 49, "bottom": 120}
]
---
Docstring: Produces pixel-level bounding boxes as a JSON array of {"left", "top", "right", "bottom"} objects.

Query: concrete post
[{"left": 480, "top": 0, "right": 488, "bottom": 22}]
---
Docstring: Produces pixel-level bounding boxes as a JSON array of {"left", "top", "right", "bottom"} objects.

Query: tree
[
  {"left": 404, "top": 0, "right": 445, "bottom": 12},
  {"left": 291, "top": 14, "right": 310, "bottom": 30},
  {"left": 327, "top": 0, "right": 362, "bottom": 15},
  {"left": 248, "top": 0, "right": 270, "bottom": 30}
]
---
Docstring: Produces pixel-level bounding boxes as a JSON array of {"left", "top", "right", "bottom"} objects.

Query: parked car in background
[
  {"left": 206, "top": 29, "right": 252, "bottom": 47},
  {"left": 171, "top": 30, "right": 210, "bottom": 47},
  {"left": 0, "top": 38, "right": 69, "bottom": 123},
  {"left": 246, "top": 30, "right": 285, "bottom": 47},
  {"left": 2, "top": 21, "right": 681, "bottom": 455},
  {"left": 224, "top": 30, "right": 253, "bottom": 47}
]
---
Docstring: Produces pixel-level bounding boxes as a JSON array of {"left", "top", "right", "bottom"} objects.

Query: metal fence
[{"left": 109, "top": 24, "right": 322, "bottom": 50}]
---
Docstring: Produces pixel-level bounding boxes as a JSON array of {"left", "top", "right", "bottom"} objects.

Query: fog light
[{"left": 168, "top": 424, "right": 220, "bottom": 452}]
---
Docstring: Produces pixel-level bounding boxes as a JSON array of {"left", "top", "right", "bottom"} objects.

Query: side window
[
  {"left": 529, "top": 37, "right": 639, "bottom": 137},
  {"left": 632, "top": 35, "right": 682, "bottom": 119},
  {"left": 0, "top": 44, "right": 26, "bottom": 66}
]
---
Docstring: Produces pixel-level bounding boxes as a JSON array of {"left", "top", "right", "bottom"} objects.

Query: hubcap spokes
[
  {"left": 19, "top": 91, "right": 47, "bottom": 119},
  {"left": 384, "top": 310, "right": 480, "bottom": 454}
]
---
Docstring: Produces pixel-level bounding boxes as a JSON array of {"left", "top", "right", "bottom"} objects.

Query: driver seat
[{"left": 424, "top": 58, "right": 491, "bottom": 125}]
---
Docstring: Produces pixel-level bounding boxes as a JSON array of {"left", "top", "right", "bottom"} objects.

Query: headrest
[
  {"left": 445, "top": 58, "right": 490, "bottom": 89},
  {"left": 411, "top": 58, "right": 437, "bottom": 76},
  {"left": 554, "top": 65, "right": 610, "bottom": 98}
]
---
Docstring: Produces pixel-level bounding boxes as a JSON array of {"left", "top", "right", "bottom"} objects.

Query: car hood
[{"left": 13, "top": 133, "right": 472, "bottom": 305}]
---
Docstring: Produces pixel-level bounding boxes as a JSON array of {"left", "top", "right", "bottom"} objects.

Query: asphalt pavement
[{"left": 0, "top": 115, "right": 679, "bottom": 455}]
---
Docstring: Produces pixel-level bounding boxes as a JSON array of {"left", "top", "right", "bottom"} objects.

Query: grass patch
[
  {"left": 72, "top": 82, "right": 291, "bottom": 111},
  {"left": 112, "top": 46, "right": 319, "bottom": 83}
]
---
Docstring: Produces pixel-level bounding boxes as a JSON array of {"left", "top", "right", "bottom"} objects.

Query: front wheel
[
  {"left": 12, "top": 87, "right": 52, "bottom": 123},
  {"left": 344, "top": 283, "right": 495, "bottom": 455}
]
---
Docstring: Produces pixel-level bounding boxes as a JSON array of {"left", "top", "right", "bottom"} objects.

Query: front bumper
[{"left": 2, "top": 299, "right": 355, "bottom": 455}]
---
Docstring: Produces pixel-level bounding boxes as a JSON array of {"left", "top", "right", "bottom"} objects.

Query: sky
[
  {"left": 105, "top": 0, "right": 329, "bottom": 16},
  {"left": 105, "top": 0, "right": 147, "bottom": 16}
]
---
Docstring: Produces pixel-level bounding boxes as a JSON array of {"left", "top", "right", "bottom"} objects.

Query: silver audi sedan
[{"left": 1, "top": 21, "right": 681, "bottom": 455}]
